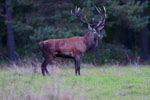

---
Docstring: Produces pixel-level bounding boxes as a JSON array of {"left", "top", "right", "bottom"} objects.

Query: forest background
[{"left": 0, "top": 0, "right": 150, "bottom": 65}]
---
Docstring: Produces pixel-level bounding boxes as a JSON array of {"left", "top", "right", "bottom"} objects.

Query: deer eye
[
  {"left": 92, "top": 31, "right": 96, "bottom": 34},
  {"left": 92, "top": 29, "right": 96, "bottom": 32}
]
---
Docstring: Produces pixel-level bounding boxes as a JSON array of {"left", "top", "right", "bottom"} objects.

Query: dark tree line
[
  {"left": 140, "top": 0, "right": 148, "bottom": 60},
  {"left": 0, "top": 0, "right": 149, "bottom": 63}
]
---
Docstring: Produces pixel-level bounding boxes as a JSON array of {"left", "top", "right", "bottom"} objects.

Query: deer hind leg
[
  {"left": 41, "top": 59, "right": 49, "bottom": 76},
  {"left": 44, "top": 60, "right": 49, "bottom": 75},
  {"left": 41, "top": 56, "right": 53, "bottom": 76}
]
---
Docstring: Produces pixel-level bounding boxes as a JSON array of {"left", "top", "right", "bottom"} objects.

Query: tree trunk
[
  {"left": 141, "top": 24, "right": 148, "bottom": 60},
  {"left": 120, "top": 21, "right": 132, "bottom": 49},
  {"left": 140, "top": 0, "right": 148, "bottom": 60},
  {"left": 5, "top": 0, "right": 18, "bottom": 61},
  {"left": 0, "top": 41, "right": 1, "bottom": 57}
]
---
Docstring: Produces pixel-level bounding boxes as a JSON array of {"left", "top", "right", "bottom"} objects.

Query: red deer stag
[{"left": 39, "top": 6, "right": 106, "bottom": 76}]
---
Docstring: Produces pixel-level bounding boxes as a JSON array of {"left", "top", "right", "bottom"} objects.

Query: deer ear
[
  {"left": 88, "top": 24, "right": 93, "bottom": 31},
  {"left": 98, "top": 26, "right": 104, "bottom": 31}
]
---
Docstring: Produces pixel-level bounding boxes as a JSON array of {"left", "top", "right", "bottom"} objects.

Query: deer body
[
  {"left": 39, "top": 6, "right": 106, "bottom": 76},
  {"left": 39, "top": 32, "right": 98, "bottom": 75},
  {"left": 39, "top": 36, "right": 86, "bottom": 59}
]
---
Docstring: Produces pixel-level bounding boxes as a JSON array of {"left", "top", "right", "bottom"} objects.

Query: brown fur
[{"left": 39, "top": 32, "right": 96, "bottom": 76}]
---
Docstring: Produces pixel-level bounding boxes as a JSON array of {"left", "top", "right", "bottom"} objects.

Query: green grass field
[{"left": 0, "top": 64, "right": 150, "bottom": 100}]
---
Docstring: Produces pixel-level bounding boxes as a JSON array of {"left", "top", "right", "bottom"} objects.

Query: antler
[
  {"left": 71, "top": 6, "right": 106, "bottom": 29},
  {"left": 71, "top": 6, "right": 89, "bottom": 25},
  {"left": 95, "top": 6, "right": 106, "bottom": 28}
]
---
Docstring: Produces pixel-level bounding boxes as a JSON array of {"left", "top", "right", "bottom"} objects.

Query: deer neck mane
[{"left": 83, "top": 32, "right": 98, "bottom": 51}]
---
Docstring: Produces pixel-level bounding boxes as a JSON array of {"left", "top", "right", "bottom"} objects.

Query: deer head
[{"left": 71, "top": 6, "right": 106, "bottom": 39}]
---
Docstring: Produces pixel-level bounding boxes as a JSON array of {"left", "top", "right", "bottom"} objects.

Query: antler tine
[
  {"left": 100, "top": 6, "right": 106, "bottom": 26},
  {"left": 99, "top": 6, "right": 106, "bottom": 26},
  {"left": 95, "top": 6, "right": 102, "bottom": 15},
  {"left": 95, "top": 6, "right": 106, "bottom": 28},
  {"left": 102, "top": 6, "right": 106, "bottom": 26},
  {"left": 103, "top": 6, "right": 106, "bottom": 15},
  {"left": 75, "top": 6, "right": 78, "bottom": 15},
  {"left": 71, "top": 6, "right": 89, "bottom": 25}
]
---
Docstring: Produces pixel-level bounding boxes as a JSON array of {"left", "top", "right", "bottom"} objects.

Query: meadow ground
[{"left": 0, "top": 63, "right": 150, "bottom": 100}]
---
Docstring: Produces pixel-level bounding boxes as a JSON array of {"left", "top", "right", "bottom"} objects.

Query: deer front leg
[
  {"left": 77, "top": 59, "right": 80, "bottom": 75},
  {"left": 74, "top": 59, "right": 78, "bottom": 75},
  {"left": 74, "top": 56, "right": 81, "bottom": 75}
]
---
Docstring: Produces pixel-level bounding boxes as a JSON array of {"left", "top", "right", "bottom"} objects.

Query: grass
[{"left": 0, "top": 63, "right": 150, "bottom": 100}]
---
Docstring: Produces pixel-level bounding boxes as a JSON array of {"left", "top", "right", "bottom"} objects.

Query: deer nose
[{"left": 98, "top": 34, "right": 103, "bottom": 38}]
